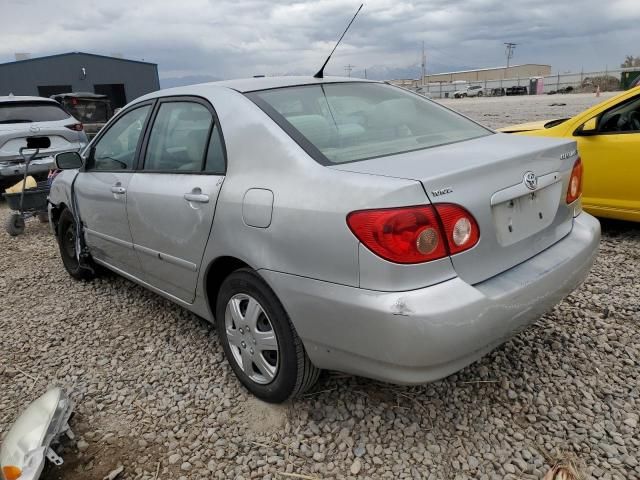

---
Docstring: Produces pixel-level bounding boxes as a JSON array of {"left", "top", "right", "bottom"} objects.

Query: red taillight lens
[
  {"left": 566, "top": 157, "right": 583, "bottom": 204},
  {"left": 65, "top": 123, "right": 84, "bottom": 131},
  {"left": 347, "top": 205, "right": 447, "bottom": 263},
  {"left": 346, "top": 204, "right": 479, "bottom": 264},
  {"left": 434, "top": 204, "right": 480, "bottom": 255}
]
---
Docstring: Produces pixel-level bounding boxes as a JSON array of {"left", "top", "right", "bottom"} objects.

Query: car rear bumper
[
  {"left": 260, "top": 212, "right": 600, "bottom": 384},
  {"left": 0, "top": 157, "right": 54, "bottom": 179}
]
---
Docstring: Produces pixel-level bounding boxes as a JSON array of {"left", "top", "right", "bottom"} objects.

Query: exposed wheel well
[
  {"left": 205, "top": 256, "right": 251, "bottom": 312},
  {"left": 50, "top": 202, "right": 68, "bottom": 236}
]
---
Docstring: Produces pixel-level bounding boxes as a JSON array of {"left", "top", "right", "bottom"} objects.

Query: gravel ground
[{"left": 1, "top": 93, "right": 639, "bottom": 480}]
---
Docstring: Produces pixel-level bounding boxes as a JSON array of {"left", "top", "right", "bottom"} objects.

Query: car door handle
[
  {"left": 184, "top": 192, "right": 209, "bottom": 203},
  {"left": 111, "top": 185, "right": 126, "bottom": 194}
]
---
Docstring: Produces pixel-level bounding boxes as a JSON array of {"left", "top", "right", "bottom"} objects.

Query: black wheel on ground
[
  {"left": 477, "top": 91, "right": 483, "bottom": 97},
  {"left": 6, "top": 213, "right": 25, "bottom": 236},
  {"left": 56, "top": 208, "right": 96, "bottom": 280},
  {"left": 215, "top": 268, "right": 320, "bottom": 403}
]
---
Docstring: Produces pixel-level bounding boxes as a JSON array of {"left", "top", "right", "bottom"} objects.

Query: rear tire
[
  {"left": 215, "top": 268, "right": 320, "bottom": 403},
  {"left": 57, "top": 208, "right": 96, "bottom": 280},
  {"left": 6, "top": 213, "right": 25, "bottom": 236}
]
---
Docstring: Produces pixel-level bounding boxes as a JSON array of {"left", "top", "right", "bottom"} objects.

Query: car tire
[
  {"left": 6, "top": 213, "right": 25, "bottom": 236},
  {"left": 56, "top": 208, "right": 97, "bottom": 281},
  {"left": 216, "top": 268, "right": 320, "bottom": 403},
  {"left": 477, "top": 91, "right": 483, "bottom": 97}
]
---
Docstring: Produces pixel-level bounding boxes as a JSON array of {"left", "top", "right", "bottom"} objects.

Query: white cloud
[{"left": 1, "top": 0, "right": 638, "bottom": 80}]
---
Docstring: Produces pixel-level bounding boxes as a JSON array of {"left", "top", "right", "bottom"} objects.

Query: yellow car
[{"left": 500, "top": 86, "right": 640, "bottom": 222}]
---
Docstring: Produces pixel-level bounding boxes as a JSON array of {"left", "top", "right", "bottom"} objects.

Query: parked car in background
[
  {"left": 0, "top": 96, "right": 87, "bottom": 188},
  {"left": 499, "top": 85, "right": 640, "bottom": 222},
  {"left": 454, "top": 85, "right": 484, "bottom": 98},
  {"left": 51, "top": 92, "right": 114, "bottom": 139},
  {"left": 49, "top": 77, "right": 599, "bottom": 402},
  {"left": 506, "top": 86, "right": 528, "bottom": 96}
]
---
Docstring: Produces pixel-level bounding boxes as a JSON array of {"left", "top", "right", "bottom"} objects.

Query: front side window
[
  {"left": 250, "top": 83, "right": 491, "bottom": 164},
  {"left": 598, "top": 95, "right": 640, "bottom": 133},
  {"left": 0, "top": 101, "right": 69, "bottom": 124},
  {"left": 92, "top": 105, "right": 151, "bottom": 171},
  {"left": 144, "top": 102, "right": 213, "bottom": 171}
]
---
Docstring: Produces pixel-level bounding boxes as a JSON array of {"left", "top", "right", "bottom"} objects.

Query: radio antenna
[{"left": 313, "top": 4, "right": 364, "bottom": 79}]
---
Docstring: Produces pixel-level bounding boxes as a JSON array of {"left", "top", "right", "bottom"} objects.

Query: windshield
[
  {"left": 249, "top": 83, "right": 491, "bottom": 164},
  {"left": 0, "top": 101, "right": 70, "bottom": 123}
]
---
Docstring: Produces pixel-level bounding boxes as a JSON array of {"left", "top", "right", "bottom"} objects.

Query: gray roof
[
  {"left": 201, "top": 75, "right": 374, "bottom": 93},
  {"left": 0, "top": 95, "right": 57, "bottom": 103},
  {"left": 0, "top": 52, "right": 157, "bottom": 67}
]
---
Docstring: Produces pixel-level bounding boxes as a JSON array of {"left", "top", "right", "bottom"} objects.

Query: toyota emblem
[{"left": 523, "top": 171, "right": 537, "bottom": 190}]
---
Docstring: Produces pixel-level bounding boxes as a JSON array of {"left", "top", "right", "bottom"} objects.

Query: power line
[{"left": 504, "top": 42, "right": 517, "bottom": 74}]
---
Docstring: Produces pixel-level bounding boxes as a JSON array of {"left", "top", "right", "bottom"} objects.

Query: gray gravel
[{"left": 1, "top": 93, "right": 639, "bottom": 479}]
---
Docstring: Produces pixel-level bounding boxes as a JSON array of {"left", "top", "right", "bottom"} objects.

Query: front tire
[
  {"left": 216, "top": 269, "right": 320, "bottom": 403},
  {"left": 57, "top": 208, "right": 96, "bottom": 280}
]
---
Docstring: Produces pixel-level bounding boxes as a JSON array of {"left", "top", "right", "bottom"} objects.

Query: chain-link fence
[{"left": 412, "top": 67, "right": 640, "bottom": 99}]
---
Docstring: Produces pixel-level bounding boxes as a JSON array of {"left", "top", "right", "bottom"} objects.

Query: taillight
[
  {"left": 434, "top": 204, "right": 480, "bottom": 255},
  {"left": 566, "top": 157, "right": 583, "bottom": 204},
  {"left": 65, "top": 123, "right": 84, "bottom": 131},
  {"left": 347, "top": 204, "right": 479, "bottom": 264}
]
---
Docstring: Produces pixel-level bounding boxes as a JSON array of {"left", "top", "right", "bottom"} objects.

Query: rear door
[
  {"left": 126, "top": 97, "right": 226, "bottom": 302},
  {"left": 74, "top": 102, "right": 153, "bottom": 274}
]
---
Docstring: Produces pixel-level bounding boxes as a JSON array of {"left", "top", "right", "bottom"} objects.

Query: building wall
[
  {"left": 0, "top": 53, "right": 160, "bottom": 106},
  {"left": 424, "top": 64, "right": 551, "bottom": 83}
]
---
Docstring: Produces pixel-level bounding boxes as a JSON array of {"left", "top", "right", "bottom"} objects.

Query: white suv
[{"left": 454, "top": 85, "right": 484, "bottom": 98}]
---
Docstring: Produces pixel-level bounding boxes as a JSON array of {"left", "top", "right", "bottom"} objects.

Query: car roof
[
  {"left": 212, "top": 75, "right": 375, "bottom": 93},
  {"left": 0, "top": 95, "right": 57, "bottom": 103}
]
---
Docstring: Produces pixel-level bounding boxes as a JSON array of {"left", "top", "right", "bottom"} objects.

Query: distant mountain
[{"left": 160, "top": 75, "right": 223, "bottom": 89}]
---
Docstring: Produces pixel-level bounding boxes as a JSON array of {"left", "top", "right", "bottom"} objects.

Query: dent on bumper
[{"left": 261, "top": 213, "right": 601, "bottom": 384}]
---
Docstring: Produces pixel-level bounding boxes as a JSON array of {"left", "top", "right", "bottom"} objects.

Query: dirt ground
[{"left": 1, "top": 91, "right": 638, "bottom": 480}]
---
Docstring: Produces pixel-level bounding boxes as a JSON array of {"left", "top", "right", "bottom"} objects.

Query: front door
[
  {"left": 126, "top": 98, "right": 226, "bottom": 302},
  {"left": 74, "top": 103, "right": 152, "bottom": 274},
  {"left": 578, "top": 94, "right": 640, "bottom": 219}
]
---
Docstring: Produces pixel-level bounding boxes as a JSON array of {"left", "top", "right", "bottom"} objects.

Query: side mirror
[
  {"left": 55, "top": 151, "right": 84, "bottom": 170},
  {"left": 576, "top": 117, "right": 598, "bottom": 136}
]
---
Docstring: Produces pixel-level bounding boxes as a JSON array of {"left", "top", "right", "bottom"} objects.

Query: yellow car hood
[{"left": 498, "top": 119, "right": 555, "bottom": 133}]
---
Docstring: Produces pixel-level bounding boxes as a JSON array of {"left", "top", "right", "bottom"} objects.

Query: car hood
[{"left": 497, "top": 120, "right": 552, "bottom": 133}]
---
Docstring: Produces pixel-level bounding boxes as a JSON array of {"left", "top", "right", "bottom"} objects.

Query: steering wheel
[
  {"left": 617, "top": 111, "right": 640, "bottom": 132},
  {"left": 628, "top": 111, "right": 640, "bottom": 131}
]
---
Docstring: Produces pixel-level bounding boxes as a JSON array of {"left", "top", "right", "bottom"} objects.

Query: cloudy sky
[{"left": 1, "top": 0, "right": 639, "bottom": 84}]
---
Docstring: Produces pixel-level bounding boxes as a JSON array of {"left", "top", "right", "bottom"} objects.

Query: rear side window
[
  {"left": 0, "top": 101, "right": 70, "bottom": 123},
  {"left": 63, "top": 99, "right": 109, "bottom": 123},
  {"left": 144, "top": 102, "right": 213, "bottom": 172},
  {"left": 249, "top": 83, "right": 491, "bottom": 164}
]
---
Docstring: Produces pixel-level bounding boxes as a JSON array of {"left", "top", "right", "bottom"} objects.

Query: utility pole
[
  {"left": 504, "top": 42, "right": 517, "bottom": 79},
  {"left": 364, "top": 68, "right": 367, "bottom": 79},
  {"left": 344, "top": 64, "right": 355, "bottom": 77},
  {"left": 421, "top": 41, "right": 426, "bottom": 87}
]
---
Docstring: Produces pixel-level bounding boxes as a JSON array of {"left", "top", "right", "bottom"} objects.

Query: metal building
[
  {"left": 0, "top": 52, "right": 160, "bottom": 108},
  {"left": 424, "top": 64, "right": 551, "bottom": 84}
]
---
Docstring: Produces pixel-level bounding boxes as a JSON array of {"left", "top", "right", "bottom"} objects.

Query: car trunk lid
[
  {"left": 331, "top": 133, "right": 579, "bottom": 284},
  {"left": 0, "top": 122, "right": 82, "bottom": 161}
]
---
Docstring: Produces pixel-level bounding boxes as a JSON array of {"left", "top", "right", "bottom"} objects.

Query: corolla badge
[{"left": 523, "top": 171, "right": 537, "bottom": 190}]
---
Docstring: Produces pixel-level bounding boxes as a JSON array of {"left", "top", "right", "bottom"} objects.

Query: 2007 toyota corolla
[{"left": 48, "top": 76, "right": 600, "bottom": 403}]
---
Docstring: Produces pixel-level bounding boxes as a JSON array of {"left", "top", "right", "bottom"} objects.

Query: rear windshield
[
  {"left": 62, "top": 99, "right": 109, "bottom": 123},
  {"left": 0, "top": 101, "right": 70, "bottom": 124},
  {"left": 249, "top": 83, "right": 491, "bottom": 164}
]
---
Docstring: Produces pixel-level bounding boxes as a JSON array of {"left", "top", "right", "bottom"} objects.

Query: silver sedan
[{"left": 49, "top": 76, "right": 600, "bottom": 402}]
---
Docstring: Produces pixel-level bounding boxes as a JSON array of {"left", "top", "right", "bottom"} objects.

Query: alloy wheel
[{"left": 224, "top": 293, "right": 279, "bottom": 384}]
